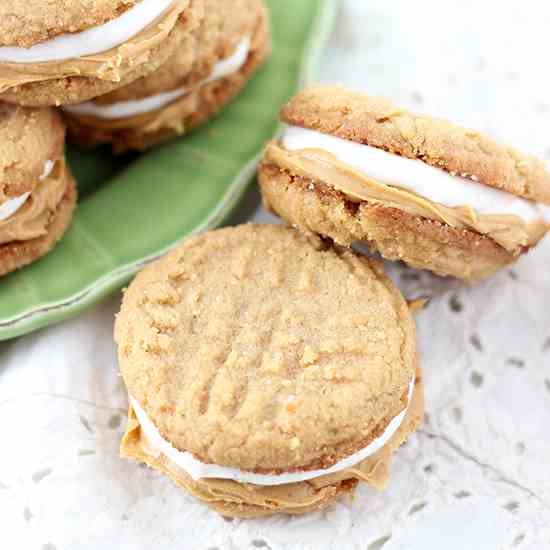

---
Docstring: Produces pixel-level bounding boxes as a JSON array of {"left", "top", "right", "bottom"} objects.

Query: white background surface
[{"left": 1, "top": 1, "right": 550, "bottom": 549}]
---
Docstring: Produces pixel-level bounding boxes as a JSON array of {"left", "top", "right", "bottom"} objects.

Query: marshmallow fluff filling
[
  {"left": 130, "top": 375, "right": 415, "bottom": 487},
  {"left": 0, "top": 0, "right": 177, "bottom": 63},
  {"left": 283, "top": 127, "right": 550, "bottom": 225},
  {"left": 0, "top": 160, "right": 55, "bottom": 222},
  {"left": 63, "top": 36, "right": 252, "bottom": 120}
]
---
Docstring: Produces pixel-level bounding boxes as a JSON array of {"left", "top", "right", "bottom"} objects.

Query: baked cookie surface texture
[{"left": 115, "top": 224, "right": 423, "bottom": 518}]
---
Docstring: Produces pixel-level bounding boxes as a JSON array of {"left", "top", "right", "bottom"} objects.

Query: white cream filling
[
  {"left": 0, "top": 193, "right": 31, "bottom": 222},
  {"left": 130, "top": 375, "right": 415, "bottom": 487},
  {"left": 40, "top": 160, "right": 55, "bottom": 181},
  {"left": 283, "top": 127, "right": 550, "bottom": 224},
  {"left": 0, "top": 160, "right": 55, "bottom": 222},
  {"left": 63, "top": 36, "right": 252, "bottom": 120},
  {"left": 0, "top": 0, "right": 177, "bottom": 63}
]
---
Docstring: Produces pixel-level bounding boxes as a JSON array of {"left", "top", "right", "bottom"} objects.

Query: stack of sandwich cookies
[
  {"left": 0, "top": 0, "right": 204, "bottom": 107},
  {"left": 62, "top": 0, "right": 271, "bottom": 152},
  {"left": 259, "top": 86, "right": 550, "bottom": 281},
  {"left": 0, "top": 104, "right": 76, "bottom": 276},
  {"left": 115, "top": 225, "right": 424, "bottom": 518}
]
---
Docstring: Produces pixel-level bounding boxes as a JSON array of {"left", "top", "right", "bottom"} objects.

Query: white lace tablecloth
[{"left": 2, "top": 1, "right": 550, "bottom": 548}]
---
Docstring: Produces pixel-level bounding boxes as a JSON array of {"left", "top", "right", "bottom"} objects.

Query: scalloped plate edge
[{"left": 0, "top": 0, "right": 340, "bottom": 341}]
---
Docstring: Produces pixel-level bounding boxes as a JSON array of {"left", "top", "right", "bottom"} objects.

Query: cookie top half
[
  {"left": 0, "top": 104, "right": 65, "bottom": 199},
  {"left": 0, "top": 1, "right": 143, "bottom": 47},
  {"left": 0, "top": 0, "right": 203, "bottom": 107},
  {"left": 281, "top": 85, "right": 550, "bottom": 204},
  {"left": 115, "top": 225, "right": 416, "bottom": 473},
  {"left": 90, "top": 0, "right": 264, "bottom": 105}
]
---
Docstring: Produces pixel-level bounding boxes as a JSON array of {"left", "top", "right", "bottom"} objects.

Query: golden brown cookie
[
  {"left": 0, "top": 103, "right": 65, "bottom": 199},
  {"left": 0, "top": 166, "right": 77, "bottom": 276},
  {"left": 62, "top": 0, "right": 271, "bottom": 153},
  {"left": 115, "top": 224, "right": 423, "bottom": 518},
  {"left": 0, "top": 103, "right": 76, "bottom": 276},
  {"left": 0, "top": 0, "right": 204, "bottom": 106},
  {"left": 259, "top": 86, "right": 550, "bottom": 282}
]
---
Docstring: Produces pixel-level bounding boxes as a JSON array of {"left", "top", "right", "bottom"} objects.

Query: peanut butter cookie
[
  {"left": 115, "top": 224, "right": 423, "bottom": 518},
  {"left": 63, "top": 0, "right": 271, "bottom": 152},
  {"left": 0, "top": 104, "right": 76, "bottom": 276},
  {"left": 259, "top": 86, "right": 550, "bottom": 281}
]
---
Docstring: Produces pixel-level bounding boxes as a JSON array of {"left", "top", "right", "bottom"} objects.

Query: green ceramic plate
[{"left": 0, "top": 0, "right": 339, "bottom": 341}]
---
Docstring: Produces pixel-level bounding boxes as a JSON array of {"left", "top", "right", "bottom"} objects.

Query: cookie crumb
[
  {"left": 301, "top": 346, "right": 319, "bottom": 367},
  {"left": 290, "top": 437, "right": 300, "bottom": 449}
]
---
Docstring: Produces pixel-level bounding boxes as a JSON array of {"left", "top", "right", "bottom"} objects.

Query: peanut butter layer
[
  {"left": 0, "top": 161, "right": 67, "bottom": 245},
  {"left": 265, "top": 142, "right": 550, "bottom": 255},
  {"left": 120, "top": 368, "right": 424, "bottom": 517},
  {"left": 0, "top": 0, "right": 190, "bottom": 94}
]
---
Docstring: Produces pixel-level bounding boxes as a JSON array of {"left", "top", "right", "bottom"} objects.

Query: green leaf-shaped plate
[{"left": 0, "top": 0, "right": 339, "bottom": 341}]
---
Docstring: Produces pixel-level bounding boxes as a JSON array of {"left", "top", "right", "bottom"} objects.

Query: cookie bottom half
[
  {"left": 120, "top": 367, "right": 424, "bottom": 519},
  {"left": 0, "top": 167, "right": 77, "bottom": 277},
  {"left": 258, "top": 163, "right": 521, "bottom": 282}
]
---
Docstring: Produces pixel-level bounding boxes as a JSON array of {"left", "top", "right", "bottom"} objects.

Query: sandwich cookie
[
  {"left": 0, "top": 0, "right": 204, "bottom": 106},
  {"left": 62, "top": 0, "right": 270, "bottom": 152},
  {"left": 0, "top": 104, "right": 76, "bottom": 276},
  {"left": 115, "top": 225, "right": 424, "bottom": 518},
  {"left": 259, "top": 86, "right": 550, "bottom": 282}
]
